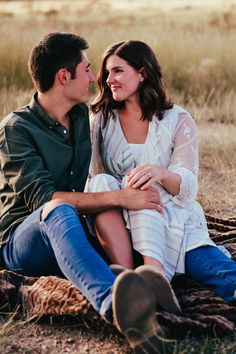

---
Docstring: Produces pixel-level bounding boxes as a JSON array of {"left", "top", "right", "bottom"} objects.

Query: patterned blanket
[{"left": 1, "top": 214, "right": 236, "bottom": 338}]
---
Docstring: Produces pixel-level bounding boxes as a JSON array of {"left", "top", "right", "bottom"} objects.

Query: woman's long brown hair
[{"left": 91, "top": 40, "right": 173, "bottom": 126}]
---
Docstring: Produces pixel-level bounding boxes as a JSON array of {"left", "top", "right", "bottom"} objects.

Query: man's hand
[{"left": 119, "top": 185, "right": 163, "bottom": 213}]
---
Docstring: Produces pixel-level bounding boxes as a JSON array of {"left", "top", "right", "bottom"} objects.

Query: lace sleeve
[
  {"left": 168, "top": 112, "right": 199, "bottom": 207},
  {"left": 89, "top": 113, "right": 105, "bottom": 177}
]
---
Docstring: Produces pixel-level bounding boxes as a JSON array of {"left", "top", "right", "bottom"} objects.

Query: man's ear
[{"left": 57, "top": 68, "right": 71, "bottom": 86}]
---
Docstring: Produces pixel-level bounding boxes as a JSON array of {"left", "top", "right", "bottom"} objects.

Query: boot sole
[
  {"left": 112, "top": 270, "right": 164, "bottom": 353},
  {"left": 136, "top": 265, "right": 182, "bottom": 315}
]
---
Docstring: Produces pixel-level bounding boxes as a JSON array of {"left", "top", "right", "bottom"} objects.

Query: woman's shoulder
[
  {"left": 162, "top": 105, "right": 194, "bottom": 125},
  {"left": 90, "top": 109, "right": 118, "bottom": 133},
  {"left": 89, "top": 110, "right": 104, "bottom": 128},
  {"left": 152, "top": 105, "right": 195, "bottom": 135},
  {"left": 90, "top": 109, "right": 117, "bottom": 121},
  {"left": 165, "top": 104, "right": 192, "bottom": 117}
]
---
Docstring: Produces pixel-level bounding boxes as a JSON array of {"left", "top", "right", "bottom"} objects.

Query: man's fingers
[
  {"left": 146, "top": 191, "right": 163, "bottom": 207},
  {"left": 149, "top": 203, "right": 163, "bottom": 213}
]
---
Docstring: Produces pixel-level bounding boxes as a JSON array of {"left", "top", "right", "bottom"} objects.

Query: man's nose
[{"left": 90, "top": 71, "right": 96, "bottom": 83}]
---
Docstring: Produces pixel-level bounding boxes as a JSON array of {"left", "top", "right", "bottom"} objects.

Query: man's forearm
[
  {"left": 51, "top": 190, "right": 122, "bottom": 214},
  {"left": 52, "top": 185, "right": 163, "bottom": 214}
]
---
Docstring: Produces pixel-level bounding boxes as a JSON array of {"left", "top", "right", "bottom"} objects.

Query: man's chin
[{"left": 77, "top": 94, "right": 89, "bottom": 104}]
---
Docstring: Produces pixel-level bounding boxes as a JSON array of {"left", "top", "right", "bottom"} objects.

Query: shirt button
[
  {"left": 72, "top": 188, "right": 75, "bottom": 192},
  {"left": 49, "top": 126, "right": 52, "bottom": 129},
  {"left": 70, "top": 171, "right": 74, "bottom": 175},
  {"left": 63, "top": 129, "right": 67, "bottom": 134}
]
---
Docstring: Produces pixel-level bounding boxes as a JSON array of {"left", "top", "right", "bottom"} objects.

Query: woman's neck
[{"left": 121, "top": 99, "right": 143, "bottom": 121}]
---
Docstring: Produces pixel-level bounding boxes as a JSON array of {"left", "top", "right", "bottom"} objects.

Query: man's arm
[
  {"left": 0, "top": 123, "right": 56, "bottom": 212},
  {"left": 1, "top": 118, "right": 162, "bottom": 216},
  {"left": 52, "top": 186, "right": 163, "bottom": 214}
]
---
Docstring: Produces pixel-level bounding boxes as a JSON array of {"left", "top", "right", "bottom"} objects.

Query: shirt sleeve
[
  {"left": 168, "top": 112, "right": 199, "bottom": 207},
  {"left": 89, "top": 112, "right": 105, "bottom": 177},
  {"left": 0, "top": 123, "right": 56, "bottom": 212}
]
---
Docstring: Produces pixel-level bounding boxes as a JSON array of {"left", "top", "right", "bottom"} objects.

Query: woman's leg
[
  {"left": 94, "top": 208, "right": 134, "bottom": 269},
  {"left": 185, "top": 245, "right": 236, "bottom": 303},
  {"left": 143, "top": 256, "right": 164, "bottom": 274},
  {"left": 88, "top": 174, "right": 134, "bottom": 269},
  {"left": 128, "top": 208, "right": 168, "bottom": 275}
]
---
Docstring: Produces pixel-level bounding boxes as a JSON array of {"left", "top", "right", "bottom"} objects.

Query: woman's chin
[{"left": 112, "top": 94, "right": 123, "bottom": 102}]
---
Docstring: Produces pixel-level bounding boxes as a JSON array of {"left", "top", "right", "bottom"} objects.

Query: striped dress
[{"left": 87, "top": 105, "right": 216, "bottom": 280}]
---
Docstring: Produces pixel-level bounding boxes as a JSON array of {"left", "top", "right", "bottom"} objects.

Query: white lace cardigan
[{"left": 88, "top": 105, "right": 225, "bottom": 273}]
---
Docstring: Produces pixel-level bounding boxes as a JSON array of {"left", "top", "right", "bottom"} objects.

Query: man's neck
[{"left": 37, "top": 90, "right": 74, "bottom": 124}]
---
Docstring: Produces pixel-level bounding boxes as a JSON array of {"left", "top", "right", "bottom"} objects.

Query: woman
[{"left": 87, "top": 40, "right": 236, "bottom": 312}]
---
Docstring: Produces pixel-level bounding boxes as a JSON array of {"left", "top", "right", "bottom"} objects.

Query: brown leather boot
[
  {"left": 112, "top": 270, "right": 165, "bottom": 353},
  {"left": 136, "top": 265, "right": 182, "bottom": 315},
  {"left": 109, "top": 264, "right": 127, "bottom": 276}
]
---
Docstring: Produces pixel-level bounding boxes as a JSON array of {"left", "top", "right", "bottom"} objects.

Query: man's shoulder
[{"left": 0, "top": 105, "right": 31, "bottom": 130}]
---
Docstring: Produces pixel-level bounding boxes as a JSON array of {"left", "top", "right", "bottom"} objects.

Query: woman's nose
[{"left": 106, "top": 72, "right": 114, "bottom": 84}]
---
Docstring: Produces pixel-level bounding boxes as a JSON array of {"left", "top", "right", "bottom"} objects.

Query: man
[{"left": 0, "top": 32, "right": 164, "bottom": 353}]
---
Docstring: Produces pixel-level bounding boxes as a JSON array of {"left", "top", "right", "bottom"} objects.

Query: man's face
[{"left": 67, "top": 52, "right": 95, "bottom": 104}]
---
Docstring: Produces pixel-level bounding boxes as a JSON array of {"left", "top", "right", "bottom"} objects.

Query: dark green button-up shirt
[{"left": 0, "top": 93, "right": 91, "bottom": 245}]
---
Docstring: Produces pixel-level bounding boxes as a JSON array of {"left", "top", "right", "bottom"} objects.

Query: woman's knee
[{"left": 88, "top": 173, "right": 120, "bottom": 192}]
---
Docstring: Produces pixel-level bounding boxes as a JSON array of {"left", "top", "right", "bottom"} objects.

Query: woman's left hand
[{"left": 127, "top": 163, "right": 165, "bottom": 190}]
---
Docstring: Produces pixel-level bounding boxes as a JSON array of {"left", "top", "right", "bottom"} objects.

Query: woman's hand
[{"left": 127, "top": 163, "right": 166, "bottom": 190}]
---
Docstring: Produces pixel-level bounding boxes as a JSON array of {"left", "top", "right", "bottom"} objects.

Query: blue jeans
[
  {"left": 186, "top": 245, "right": 236, "bottom": 303},
  {"left": 1, "top": 203, "right": 115, "bottom": 322}
]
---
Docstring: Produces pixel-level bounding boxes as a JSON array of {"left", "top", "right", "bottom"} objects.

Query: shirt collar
[{"left": 29, "top": 92, "right": 80, "bottom": 128}]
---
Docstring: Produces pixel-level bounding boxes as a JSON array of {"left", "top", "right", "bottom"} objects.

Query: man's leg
[
  {"left": 2, "top": 201, "right": 115, "bottom": 321},
  {"left": 2, "top": 200, "right": 164, "bottom": 351},
  {"left": 185, "top": 245, "right": 236, "bottom": 302}
]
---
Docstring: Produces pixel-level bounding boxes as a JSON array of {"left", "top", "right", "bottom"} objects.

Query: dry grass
[
  {"left": 0, "top": 0, "right": 235, "bottom": 217},
  {"left": 0, "top": 1, "right": 236, "bottom": 111},
  {"left": 198, "top": 123, "right": 236, "bottom": 216}
]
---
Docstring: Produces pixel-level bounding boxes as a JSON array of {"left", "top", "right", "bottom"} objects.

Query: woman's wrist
[
  {"left": 158, "top": 167, "right": 167, "bottom": 185},
  {"left": 159, "top": 169, "right": 181, "bottom": 196}
]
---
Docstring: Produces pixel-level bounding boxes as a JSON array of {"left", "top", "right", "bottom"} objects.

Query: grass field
[{"left": 0, "top": 0, "right": 236, "bottom": 353}]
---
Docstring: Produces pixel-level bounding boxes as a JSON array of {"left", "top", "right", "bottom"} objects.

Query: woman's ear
[{"left": 138, "top": 67, "right": 146, "bottom": 82}]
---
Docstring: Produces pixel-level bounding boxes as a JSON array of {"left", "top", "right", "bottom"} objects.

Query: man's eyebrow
[{"left": 86, "top": 62, "right": 91, "bottom": 68}]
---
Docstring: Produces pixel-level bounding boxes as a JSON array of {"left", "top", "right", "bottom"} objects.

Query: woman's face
[{"left": 105, "top": 54, "right": 144, "bottom": 102}]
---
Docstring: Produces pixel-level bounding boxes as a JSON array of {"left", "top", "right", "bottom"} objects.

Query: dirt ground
[{"left": 0, "top": 315, "right": 132, "bottom": 354}]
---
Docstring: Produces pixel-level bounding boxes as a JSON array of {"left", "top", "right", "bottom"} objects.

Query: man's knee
[{"left": 41, "top": 199, "right": 72, "bottom": 221}]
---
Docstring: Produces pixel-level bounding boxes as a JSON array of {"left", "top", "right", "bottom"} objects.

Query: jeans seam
[
  {"left": 42, "top": 209, "right": 98, "bottom": 302},
  {"left": 52, "top": 234, "right": 98, "bottom": 301}
]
